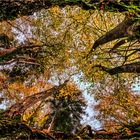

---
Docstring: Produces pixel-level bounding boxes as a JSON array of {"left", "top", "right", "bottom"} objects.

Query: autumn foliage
[{"left": 0, "top": 0, "right": 140, "bottom": 139}]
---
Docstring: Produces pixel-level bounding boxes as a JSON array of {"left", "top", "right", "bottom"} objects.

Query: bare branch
[
  {"left": 94, "top": 62, "right": 140, "bottom": 75},
  {"left": 0, "top": 45, "right": 42, "bottom": 64}
]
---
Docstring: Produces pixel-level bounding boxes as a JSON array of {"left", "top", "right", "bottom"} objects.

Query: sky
[
  {"left": 0, "top": 10, "right": 140, "bottom": 130},
  {"left": 72, "top": 73, "right": 101, "bottom": 129},
  {"left": 131, "top": 76, "right": 140, "bottom": 94}
]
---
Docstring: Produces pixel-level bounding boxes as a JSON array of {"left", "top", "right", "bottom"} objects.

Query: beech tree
[
  {"left": 0, "top": 0, "right": 140, "bottom": 75},
  {"left": 0, "top": 0, "right": 140, "bottom": 139}
]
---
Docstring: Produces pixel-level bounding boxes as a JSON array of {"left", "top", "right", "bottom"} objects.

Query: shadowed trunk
[
  {"left": 91, "top": 17, "right": 137, "bottom": 50},
  {"left": 94, "top": 62, "right": 140, "bottom": 75}
]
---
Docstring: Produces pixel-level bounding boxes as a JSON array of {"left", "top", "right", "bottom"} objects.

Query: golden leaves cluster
[{"left": 57, "top": 82, "right": 81, "bottom": 100}]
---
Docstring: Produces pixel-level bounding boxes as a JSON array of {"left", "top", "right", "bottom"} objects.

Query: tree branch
[
  {"left": 94, "top": 62, "right": 140, "bottom": 75},
  {"left": 90, "top": 17, "right": 136, "bottom": 51},
  {"left": 0, "top": 45, "right": 42, "bottom": 64},
  {"left": 3, "top": 80, "right": 69, "bottom": 118}
]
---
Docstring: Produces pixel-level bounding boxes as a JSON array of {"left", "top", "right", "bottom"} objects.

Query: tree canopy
[
  {"left": 0, "top": 0, "right": 140, "bottom": 21},
  {"left": 0, "top": 0, "right": 140, "bottom": 139}
]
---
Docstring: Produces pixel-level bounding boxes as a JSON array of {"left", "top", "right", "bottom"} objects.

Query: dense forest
[{"left": 0, "top": 0, "right": 140, "bottom": 139}]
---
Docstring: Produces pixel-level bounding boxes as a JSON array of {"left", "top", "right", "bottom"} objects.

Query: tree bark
[
  {"left": 94, "top": 62, "right": 140, "bottom": 75},
  {"left": 90, "top": 17, "right": 137, "bottom": 51},
  {"left": 0, "top": 44, "right": 42, "bottom": 64}
]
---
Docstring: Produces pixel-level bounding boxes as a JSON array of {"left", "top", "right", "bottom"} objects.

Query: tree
[
  {"left": 94, "top": 82, "right": 140, "bottom": 132},
  {"left": 0, "top": 1, "right": 140, "bottom": 139},
  {"left": 0, "top": 0, "right": 139, "bottom": 21},
  {"left": 0, "top": 1, "right": 140, "bottom": 75},
  {"left": 40, "top": 82, "right": 86, "bottom": 134}
]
